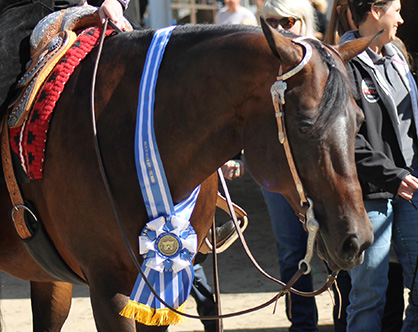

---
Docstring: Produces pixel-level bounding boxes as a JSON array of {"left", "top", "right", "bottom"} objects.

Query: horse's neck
[
  {"left": 119, "top": 28, "right": 277, "bottom": 201},
  {"left": 169, "top": 86, "right": 276, "bottom": 203}
]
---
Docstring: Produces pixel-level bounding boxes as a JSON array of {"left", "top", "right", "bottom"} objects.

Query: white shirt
[{"left": 215, "top": 6, "right": 257, "bottom": 26}]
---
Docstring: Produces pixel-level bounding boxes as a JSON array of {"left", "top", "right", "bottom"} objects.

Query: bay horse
[{"left": 0, "top": 21, "right": 375, "bottom": 331}]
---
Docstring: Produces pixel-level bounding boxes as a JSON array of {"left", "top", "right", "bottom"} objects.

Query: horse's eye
[
  {"left": 298, "top": 118, "right": 317, "bottom": 138},
  {"left": 297, "top": 111, "right": 319, "bottom": 139}
]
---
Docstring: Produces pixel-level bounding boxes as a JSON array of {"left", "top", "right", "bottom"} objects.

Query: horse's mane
[
  {"left": 175, "top": 27, "right": 351, "bottom": 140},
  {"left": 124, "top": 25, "right": 348, "bottom": 140},
  {"left": 298, "top": 39, "right": 351, "bottom": 139},
  {"left": 169, "top": 24, "right": 260, "bottom": 44},
  {"left": 179, "top": 23, "right": 259, "bottom": 34},
  {"left": 128, "top": 24, "right": 259, "bottom": 40},
  {"left": 125, "top": 24, "right": 261, "bottom": 56}
]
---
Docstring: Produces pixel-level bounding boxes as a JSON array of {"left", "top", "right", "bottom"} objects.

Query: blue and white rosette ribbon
[{"left": 120, "top": 26, "right": 200, "bottom": 325}]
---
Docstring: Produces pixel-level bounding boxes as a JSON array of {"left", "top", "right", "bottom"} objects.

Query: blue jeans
[
  {"left": 262, "top": 189, "right": 318, "bottom": 332},
  {"left": 347, "top": 196, "right": 418, "bottom": 332},
  {"left": 190, "top": 264, "right": 216, "bottom": 332}
]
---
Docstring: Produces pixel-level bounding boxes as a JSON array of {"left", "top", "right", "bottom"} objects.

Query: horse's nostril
[{"left": 342, "top": 235, "right": 361, "bottom": 260}]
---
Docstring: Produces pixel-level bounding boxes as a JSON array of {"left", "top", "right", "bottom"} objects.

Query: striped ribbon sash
[{"left": 120, "top": 26, "right": 200, "bottom": 326}]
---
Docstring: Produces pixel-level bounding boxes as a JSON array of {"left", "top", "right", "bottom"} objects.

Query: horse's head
[{"left": 245, "top": 20, "right": 378, "bottom": 271}]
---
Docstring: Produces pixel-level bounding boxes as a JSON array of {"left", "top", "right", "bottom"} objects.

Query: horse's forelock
[{"left": 298, "top": 40, "right": 351, "bottom": 139}]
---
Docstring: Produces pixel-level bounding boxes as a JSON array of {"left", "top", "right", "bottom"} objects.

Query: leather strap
[
  {"left": 216, "top": 168, "right": 336, "bottom": 298},
  {"left": 273, "top": 90, "right": 308, "bottom": 206},
  {"left": 1, "top": 117, "right": 32, "bottom": 239},
  {"left": 269, "top": 38, "right": 314, "bottom": 219},
  {"left": 271, "top": 65, "right": 309, "bottom": 221},
  {"left": 211, "top": 218, "right": 223, "bottom": 331}
]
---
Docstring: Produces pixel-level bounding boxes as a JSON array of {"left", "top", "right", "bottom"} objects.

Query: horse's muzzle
[{"left": 316, "top": 232, "right": 373, "bottom": 271}]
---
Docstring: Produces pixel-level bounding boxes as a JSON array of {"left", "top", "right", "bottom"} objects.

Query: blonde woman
[{"left": 261, "top": 0, "right": 317, "bottom": 37}]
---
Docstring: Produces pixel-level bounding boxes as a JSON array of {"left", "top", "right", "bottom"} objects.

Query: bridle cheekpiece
[{"left": 270, "top": 37, "right": 319, "bottom": 274}]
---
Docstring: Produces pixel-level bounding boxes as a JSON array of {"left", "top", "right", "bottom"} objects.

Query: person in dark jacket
[
  {"left": 0, "top": 0, "right": 128, "bottom": 115},
  {"left": 339, "top": 0, "right": 418, "bottom": 330}
]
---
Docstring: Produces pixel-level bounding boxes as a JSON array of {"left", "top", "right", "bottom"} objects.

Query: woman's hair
[
  {"left": 348, "top": 0, "right": 394, "bottom": 26},
  {"left": 324, "top": 0, "right": 353, "bottom": 44},
  {"left": 392, "top": 37, "right": 413, "bottom": 69},
  {"left": 261, "top": 0, "right": 317, "bottom": 37},
  {"left": 311, "top": 0, "right": 328, "bottom": 14}
]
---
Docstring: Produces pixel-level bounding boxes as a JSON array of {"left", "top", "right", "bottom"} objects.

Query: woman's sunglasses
[{"left": 266, "top": 17, "right": 300, "bottom": 30}]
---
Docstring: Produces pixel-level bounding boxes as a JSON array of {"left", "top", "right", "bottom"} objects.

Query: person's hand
[
  {"left": 398, "top": 174, "right": 418, "bottom": 200},
  {"left": 221, "top": 160, "right": 244, "bottom": 180},
  {"left": 98, "top": 0, "right": 124, "bottom": 29}
]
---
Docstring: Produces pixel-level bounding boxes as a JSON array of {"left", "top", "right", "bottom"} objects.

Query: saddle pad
[{"left": 10, "top": 26, "right": 115, "bottom": 180}]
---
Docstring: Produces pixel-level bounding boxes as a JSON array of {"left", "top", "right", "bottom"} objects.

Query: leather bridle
[
  {"left": 271, "top": 37, "right": 312, "bottom": 211},
  {"left": 271, "top": 37, "right": 321, "bottom": 274}
]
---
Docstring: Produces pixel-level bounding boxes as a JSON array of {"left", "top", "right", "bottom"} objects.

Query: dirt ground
[{"left": 0, "top": 172, "right": 342, "bottom": 331}]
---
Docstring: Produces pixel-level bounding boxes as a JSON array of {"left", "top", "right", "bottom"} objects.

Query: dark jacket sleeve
[
  {"left": 347, "top": 61, "right": 410, "bottom": 197},
  {"left": 53, "top": 0, "right": 85, "bottom": 10},
  {"left": 87, "top": 0, "right": 103, "bottom": 6},
  {"left": 355, "top": 132, "right": 409, "bottom": 195}
]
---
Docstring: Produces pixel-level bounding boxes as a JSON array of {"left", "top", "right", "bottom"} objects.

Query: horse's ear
[
  {"left": 334, "top": 29, "right": 384, "bottom": 63},
  {"left": 260, "top": 16, "right": 300, "bottom": 63}
]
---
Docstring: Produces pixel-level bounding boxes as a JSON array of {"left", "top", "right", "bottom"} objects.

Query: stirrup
[{"left": 198, "top": 192, "right": 248, "bottom": 254}]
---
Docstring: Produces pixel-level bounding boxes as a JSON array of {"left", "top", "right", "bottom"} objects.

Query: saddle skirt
[{"left": 8, "top": 30, "right": 77, "bottom": 128}]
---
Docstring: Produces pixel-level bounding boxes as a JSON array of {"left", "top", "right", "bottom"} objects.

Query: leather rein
[
  {"left": 0, "top": 23, "right": 337, "bottom": 325},
  {"left": 214, "top": 37, "right": 338, "bottom": 297}
]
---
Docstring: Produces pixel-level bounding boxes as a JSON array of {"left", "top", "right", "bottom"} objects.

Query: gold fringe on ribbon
[{"left": 120, "top": 300, "right": 187, "bottom": 326}]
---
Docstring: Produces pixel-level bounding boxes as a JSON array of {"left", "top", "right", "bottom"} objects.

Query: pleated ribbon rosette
[{"left": 120, "top": 26, "right": 200, "bottom": 325}]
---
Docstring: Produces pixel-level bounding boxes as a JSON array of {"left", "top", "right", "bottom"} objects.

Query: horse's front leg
[
  {"left": 135, "top": 322, "right": 169, "bottom": 332},
  {"left": 30, "top": 281, "right": 72, "bottom": 332},
  {"left": 89, "top": 275, "right": 167, "bottom": 332}
]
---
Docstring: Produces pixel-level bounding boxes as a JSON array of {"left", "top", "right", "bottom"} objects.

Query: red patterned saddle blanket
[{"left": 9, "top": 26, "right": 114, "bottom": 180}]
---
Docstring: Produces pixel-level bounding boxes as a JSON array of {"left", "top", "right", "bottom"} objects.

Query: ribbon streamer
[{"left": 120, "top": 26, "right": 200, "bottom": 326}]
